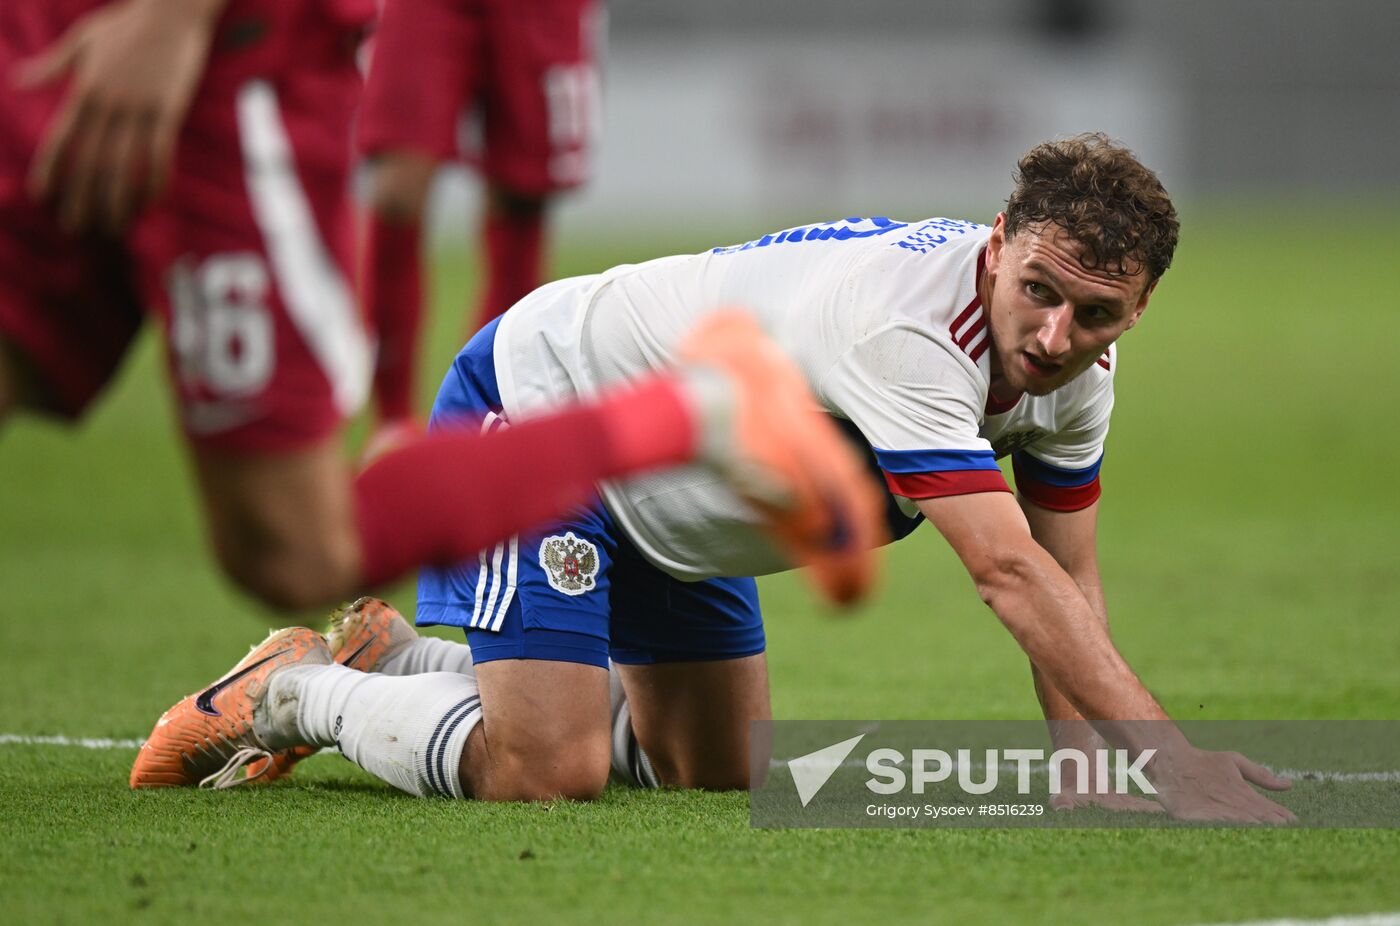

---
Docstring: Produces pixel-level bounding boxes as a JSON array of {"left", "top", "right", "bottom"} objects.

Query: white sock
[
  {"left": 608, "top": 669, "right": 660, "bottom": 789},
  {"left": 258, "top": 665, "right": 480, "bottom": 798},
  {"left": 368, "top": 644, "right": 656, "bottom": 787},
  {"left": 379, "top": 636, "right": 477, "bottom": 679}
]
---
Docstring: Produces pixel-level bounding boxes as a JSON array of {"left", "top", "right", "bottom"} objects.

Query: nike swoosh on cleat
[
  {"left": 195, "top": 649, "right": 291, "bottom": 717},
  {"left": 339, "top": 637, "right": 377, "bottom": 670}
]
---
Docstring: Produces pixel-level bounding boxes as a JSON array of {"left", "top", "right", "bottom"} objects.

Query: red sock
[
  {"left": 354, "top": 376, "right": 697, "bottom": 587},
  {"left": 475, "top": 203, "right": 544, "bottom": 331},
  {"left": 361, "top": 213, "right": 424, "bottom": 423}
]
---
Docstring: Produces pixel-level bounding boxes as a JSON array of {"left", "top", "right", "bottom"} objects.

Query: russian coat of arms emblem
[{"left": 539, "top": 531, "right": 600, "bottom": 595}]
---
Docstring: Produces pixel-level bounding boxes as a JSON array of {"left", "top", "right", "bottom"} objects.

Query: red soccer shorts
[
  {"left": 356, "top": 0, "right": 603, "bottom": 195},
  {"left": 0, "top": 1, "right": 372, "bottom": 453}
]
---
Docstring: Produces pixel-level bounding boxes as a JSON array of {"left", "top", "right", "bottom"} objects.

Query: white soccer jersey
[{"left": 492, "top": 216, "right": 1114, "bottom": 579}]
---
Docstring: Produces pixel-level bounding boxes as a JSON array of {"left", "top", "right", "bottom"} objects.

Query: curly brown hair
[{"left": 1004, "top": 133, "right": 1179, "bottom": 283}]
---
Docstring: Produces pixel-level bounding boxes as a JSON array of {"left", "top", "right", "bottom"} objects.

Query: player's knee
[
  {"left": 487, "top": 184, "right": 548, "bottom": 220},
  {"left": 647, "top": 747, "right": 750, "bottom": 792},
  {"left": 680, "top": 765, "right": 750, "bottom": 792},
  {"left": 213, "top": 529, "right": 359, "bottom": 612},
  {"left": 480, "top": 736, "right": 610, "bottom": 802},
  {"left": 501, "top": 766, "right": 607, "bottom": 803},
  {"left": 367, "top": 153, "right": 436, "bottom": 223}
]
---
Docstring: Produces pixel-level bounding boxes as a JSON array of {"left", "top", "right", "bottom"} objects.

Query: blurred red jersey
[
  {"left": 0, "top": 0, "right": 375, "bottom": 451},
  {"left": 357, "top": 0, "right": 603, "bottom": 195}
]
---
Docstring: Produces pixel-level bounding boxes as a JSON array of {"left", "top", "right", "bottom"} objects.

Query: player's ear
[
  {"left": 1125, "top": 278, "right": 1157, "bottom": 329},
  {"left": 986, "top": 213, "right": 1007, "bottom": 272}
]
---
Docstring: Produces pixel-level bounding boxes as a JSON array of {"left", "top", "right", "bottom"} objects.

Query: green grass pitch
[{"left": 2, "top": 207, "right": 1398, "bottom": 924}]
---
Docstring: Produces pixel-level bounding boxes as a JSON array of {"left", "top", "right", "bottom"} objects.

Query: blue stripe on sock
[
  {"left": 433, "top": 697, "right": 481, "bottom": 797},
  {"left": 424, "top": 697, "right": 477, "bottom": 797}
]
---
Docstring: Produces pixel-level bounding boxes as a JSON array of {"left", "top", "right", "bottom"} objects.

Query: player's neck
[{"left": 987, "top": 369, "right": 1023, "bottom": 406}]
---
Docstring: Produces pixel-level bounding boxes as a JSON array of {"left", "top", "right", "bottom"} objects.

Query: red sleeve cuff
[
  {"left": 883, "top": 468, "right": 1011, "bottom": 500},
  {"left": 1012, "top": 460, "right": 1102, "bottom": 512}
]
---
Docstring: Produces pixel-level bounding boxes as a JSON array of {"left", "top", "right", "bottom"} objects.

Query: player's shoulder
[
  {"left": 850, "top": 221, "right": 992, "bottom": 357},
  {"left": 855, "top": 218, "right": 991, "bottom": 297},
  {"left": 707, "top": 216, "right": 916, "bottom": 256},
  {"left": 881, "top": 217, "right": 993, "bottom": 259}
]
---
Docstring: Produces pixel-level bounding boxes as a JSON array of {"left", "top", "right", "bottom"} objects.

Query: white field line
[
  {"left": 1, "top": 734, "right": 145, "bottom": 749},
  {"left": 772, "top": 756, "right": 1400, "bottom": 783},
  {"left": 3, "top": 735, "right": 1396, "bottom": 783},
  {"left": 1188, "top": 915, "right": 1400, "bottom": 926},
  {"left": 0, "top": 733, "right": 349, "bottom": 755}
]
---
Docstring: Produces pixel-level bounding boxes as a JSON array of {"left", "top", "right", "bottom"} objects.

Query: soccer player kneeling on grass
[{"left": 134, "top": 134, "right": 1295, "bottom": 825}]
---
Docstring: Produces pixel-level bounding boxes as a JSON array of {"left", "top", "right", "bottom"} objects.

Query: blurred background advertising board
[{"left": 430, "top": 0, "right": 1400, "bottom": 239}]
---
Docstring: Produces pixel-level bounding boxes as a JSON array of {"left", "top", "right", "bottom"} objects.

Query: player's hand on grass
[
  {"left": 1146, "top": 746, "right": 1295, "bottom": 824},
  {"left": 16, "top": 0, "right": 225, "bottom": 233}
]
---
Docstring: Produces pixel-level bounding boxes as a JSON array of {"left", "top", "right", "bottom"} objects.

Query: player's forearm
[
  {"left": 975, "top": 548, "right": 1170, "bottom": 728},
  {"left": 1030, "top": 662, "right": 1116, "bottom": 769},
  {"left": 995, "top": 587, "right": 1186, "bottom": 755},
  {"left": 920, "top": 493, "right": 1187, "bottom": 754},
  {"left": 1019, "top": 498, "right": 1112, "bottom": 727},
  {"left": 1030, "top": 568, "right": 1107, "bottom": 725},
  {"left": 1032, "top": 661, "right": 1081, "bottom": 722},
  {"left": 1009, "top": 574, "right": 1190, "bottom": 755}
]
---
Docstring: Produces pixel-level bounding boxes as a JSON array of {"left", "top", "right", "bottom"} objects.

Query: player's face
[{"left": 982, "top": 215, "right": 1154, "bottom": 397}]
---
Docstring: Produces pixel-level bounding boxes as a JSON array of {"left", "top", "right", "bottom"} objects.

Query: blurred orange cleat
[
  {"left": 130, "top": 627, "right": 330, "bottom": 789},
  {"left": 678, "top": 310, "right": 887, "bottom": 606}
]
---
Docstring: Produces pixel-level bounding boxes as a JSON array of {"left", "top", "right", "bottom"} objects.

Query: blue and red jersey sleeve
[
  {"left": 872, "top": 448, "right": 1011, "bottom": 500},
  {"left": 872, "top": 447, "right": 1103, "bottom": 512},
  {"left": 1011, "top": 452, "right": 1102, "bottom": 512}
]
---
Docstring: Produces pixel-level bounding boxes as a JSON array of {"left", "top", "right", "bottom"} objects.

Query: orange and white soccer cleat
[
  {"left": 130, "top": 627, "right": 331, "bottom": 789},
  {"left": 324, "top": 596, "right": 418, "bottom": 673},
  {"left": 243, "top": 597, "right": 418, "bottom": 782},
  {"left": 677, "top": 310, "right": 887, "bottom": 606}
]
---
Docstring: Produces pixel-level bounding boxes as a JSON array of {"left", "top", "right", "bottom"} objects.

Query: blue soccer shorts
[{"left": 414, "top": 315, "right": 767, "bottom": 669}]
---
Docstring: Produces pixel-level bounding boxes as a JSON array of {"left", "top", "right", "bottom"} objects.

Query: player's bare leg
[
  {"left": 460, "top": 660, "right": 612, "bottom": 801},
  {"left": 191, "top": 438, "right": 362, "bottom": 611},
  {"left": 616, "top": 656, "right": 770, "bottom": 790},
  {"left": 363, "top": 151, "right": 436, "bottom": 429},
  {"left": 477, "top": 184, "right": 548, "bottom": 330},
  {"left": 366, "top": 151, "right": 436, "bottom": 223}
]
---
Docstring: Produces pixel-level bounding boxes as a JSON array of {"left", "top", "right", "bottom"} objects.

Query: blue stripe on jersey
[
  {"left": 873, "top": 447, "right": 1000, "bottom": 474},
  {"left": 1011, "top": 451, "right": 1103, "bottom": 487},
  {"left": 711, "top": 217, "right": 910, "bottom": 255}
]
